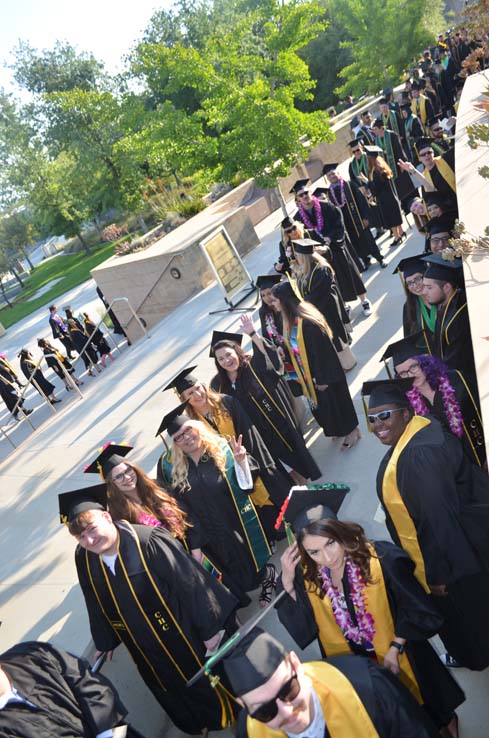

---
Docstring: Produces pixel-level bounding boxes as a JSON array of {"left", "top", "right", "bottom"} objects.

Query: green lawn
[{"left": 0, "top": 242, "right": 116, "bottom": 329}]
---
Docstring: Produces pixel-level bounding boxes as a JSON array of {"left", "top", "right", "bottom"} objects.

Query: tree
[
  {"left": 331, "top": 0, "right": 445, "bottom": 97},
  {"left": 0, "top": 210, "right": 37, "bottom": 270}
]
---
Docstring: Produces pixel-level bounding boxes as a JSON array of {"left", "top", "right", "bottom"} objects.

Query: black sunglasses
[{"left": 250, "top": 669, "right": 301, "bottom": 723}]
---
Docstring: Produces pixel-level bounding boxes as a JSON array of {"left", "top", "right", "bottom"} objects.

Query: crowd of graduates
[{"left": 1, "top": 26, "right": 489, "bottom": 738}]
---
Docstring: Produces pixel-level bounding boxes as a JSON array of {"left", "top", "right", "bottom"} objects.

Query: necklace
[
  {"left": 328, "top": 178, "right": 346, "bottom": 208},
  {"left": 319, "top": 558, "right": 375, "bottom": 646},
  {"left": 298, "top": 196, "right": 324, "bottom": 233}
]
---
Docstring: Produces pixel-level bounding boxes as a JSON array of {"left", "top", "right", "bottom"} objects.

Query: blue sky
[{"left": 0, "top": 0, "right": 172, "bottom": 91}]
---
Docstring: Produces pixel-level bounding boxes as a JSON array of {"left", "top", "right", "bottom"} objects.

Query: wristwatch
[{"left": 389, "top": 641, "right": 405, "bottom": 654}]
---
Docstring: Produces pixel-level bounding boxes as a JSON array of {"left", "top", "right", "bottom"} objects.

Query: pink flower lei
[
  {"left": 319, "top": 558, "right": 375, "bottom": 646},
  {"left": 406, "top": 378, "right": 463, "bottom": 438},
  {"left": 297, "top": 196, "right": 324, "bottom": 233}
]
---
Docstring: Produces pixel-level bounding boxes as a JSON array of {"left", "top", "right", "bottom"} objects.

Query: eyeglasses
[
  {"left": 250, "top": 668, "right": 301, "bottom": 723},
  {"left": 405, "top": 274, "right": 424, "bottom": 288},
  {"left": 430, "top": 235, "right": 451, "bottom": 244},
  {"left": 112, "top": 467, "right": 135, "bottom": 484},
  {"left": 368, "top": 408, "right": 405, "bottom": 424},
  {"left": 173, "top": 428, "right": 194, "bottom": 444},
  {"left": 396, "top": 362, "right": 420, "bottom": 378},
  {"left": 296, "top": 191, "right": 309, "bottom": 198},
  {"left": 419, "top": 150, "right": 433, "bottom": 157},
  {"left": 351, "top": 148, "right": 361, "bottom": 154}
]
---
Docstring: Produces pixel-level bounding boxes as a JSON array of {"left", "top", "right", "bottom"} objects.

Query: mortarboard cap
[
  {"left": 427, "top": 116, "right": 443, "bottom": 128},
  {"left": 411, "top": 80, "right": 422, "bottom": 90},
  {"left": 322, "top": 163, "right": 338, "bottom": 175},
  {"left": 422, "top": 253, "right": 463, "bottom": 282},
  {"left": 278, "top": 483, "right": 349, "bottom": 534},
  {"left": 291, "top": 238, "right": 320, "bottom": 255},
  {"left": 155, "top": 401, "right": 190, "bottom": 437},
  {"left": 392, "top": 253, "right": 428, "bottom": 277},
  {"left": 424, "top": 191, "right": 449, "bottom": 208},
  {"left": 381, "top": 332, "right": 426, "bottom": 367},
  {"left": 209, "top": 330, "right": 243, "bottom": 357},
  {"left": 379, "top": 97, "right": 389, "bottom": 105},
  {"left": 364, "top": 145, "right": 383, "bottom": 156},
  {"left": 416, "top": 137, "right": 433, "bottom": 151},
  {"left": 281, "top": 216, "right": 295, "bottom": 230},
  {"left": 427, "top": 215, "right": 454, "bottom": 236},
  {"left": 84, "top": 443, "right": 133, "bottom": 480},
  {"left": 372, "top": 118, "right": 384, "bottom": 129},
  {"left": 400, "top": 102, "right": 412, "bottom": 112},
  {"left": 383, "top": 87, "right": 393, "bottom": 96},
  {"left": 223, "top": 627, "right": 287, "bottom": 697},
  {"left": 289, "top": 179, "right": 309, "bottom": 195},
  {"left": 58, "top": 484, "right": 107, "bottom": 524},
  {"left": 312, "top": 187, "right": 329, "bottom": 198},
  {"left": 347, "top": 138, "right": 363, "bottom": 148},
  {"left": 256, "top": 274, "right": 282, "bottom": 290},
  {"left": 163, "top": 366, "right": 198, "bottom": 395},
  {"left": 362, "top": 378, "right": 414, "bottom": 410}
]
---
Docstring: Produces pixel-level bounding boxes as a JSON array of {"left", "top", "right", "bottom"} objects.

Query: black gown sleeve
[
  {"left": 250, "top": 336, "right": 284, "bottom": 375},
  {"left": 75, "top": 549, "right": 121, "bottom": 652},
  {"left": 303, "top": 321, "right": 345, "bottom": 385},
  {"left": 275, "top": 573, "right": 320, "bottom": 649},
  {"left": 226, "top": 395, "right": 276, "bottom": 472},
  {"left": 320, "top": 200, "right": 345, "bottom": 241},
  {"left": 351, "top": 182, "right": 370, "bottom": 219}
]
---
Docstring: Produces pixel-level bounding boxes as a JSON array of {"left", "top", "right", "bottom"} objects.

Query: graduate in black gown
[
  {"left": 210, "top": 326, "right": 321, "bottom": 483},
  {"left": 271, "top": 281, "right": 360, "bottom": 448},
  {"left": 416, "top": 139, "right": 457, "bottom": 213},
  {"left": 60, "top": 482, "right": 239, "bottom": 735},
  {"left": 364, "top": 146, "right": 405, "bottom": 246},
  {"left": 372, "top": 118, "right": 417, "bottom": 212},
  {"left": 18, "top": 348, "right": 61, "bottom": 404},
  {"left": 364, "top": 379, "right": 489, "bottom": 671},
  {"left": 276, "top": 493, "right": 464, "bottom": 735},
  {"left": 0, "top": 640, "right": 144, "bottom": 738},
  {"left": 393, "top": 255, "right": 437, "bottom": 352}
]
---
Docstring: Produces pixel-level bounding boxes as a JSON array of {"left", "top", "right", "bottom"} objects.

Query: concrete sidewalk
[{"left": 0, "top": 201, "right": 487, "bottom": 737}]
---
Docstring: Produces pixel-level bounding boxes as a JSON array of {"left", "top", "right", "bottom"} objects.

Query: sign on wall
[{"left": 200, "top": 226, "right": 254, "bottom": 306}]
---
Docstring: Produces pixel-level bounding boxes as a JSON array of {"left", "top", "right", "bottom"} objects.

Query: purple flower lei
[
  {"left": 319, "top": 557, "right": 376, "bottom": 646},
  {"left": 406, "top": 379, "right": 463, "bottom": 438},
  {"left": 328, "top": 177, "right": 346, "bottom": 208},
  {"left": 297, "top": 196, "right": 324, "bottom": 233}
]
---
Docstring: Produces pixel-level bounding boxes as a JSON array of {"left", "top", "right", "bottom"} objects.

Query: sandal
[{"left": 259, "top": 563, "right": 277, "bottom": 608}]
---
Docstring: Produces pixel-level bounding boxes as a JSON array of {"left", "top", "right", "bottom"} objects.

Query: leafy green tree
[{"left": 0, "top": 210, "right": 36, "bottom": 270}]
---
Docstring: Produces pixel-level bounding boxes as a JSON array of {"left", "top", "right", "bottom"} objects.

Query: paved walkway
[{"left": 0, "top": 197, "right": 487, "bottom": 736}]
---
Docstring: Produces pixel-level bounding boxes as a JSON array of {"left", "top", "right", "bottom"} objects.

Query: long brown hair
[
  {"left": 106, "top": 462, "right": 189, "bottom": 538},
  {"left": 297, "top": 519, "right": 376, "bottom": 596},
  {"left": 212, "top": 340, "right": 254, "bottom": 394},
  {"left": 183, "top": 383, "right": 232, "bottom": 424},
  {"left": 272, "top": 281, "right": 333, "bottom": 339},
  {"left": 372, "top": 155, "right": 393, "bottom": 179}
]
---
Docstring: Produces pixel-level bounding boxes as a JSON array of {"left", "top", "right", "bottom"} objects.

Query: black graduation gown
[
  {"left": 368, "top": 170, "right": 403, "bottom": 228},
  {"left": 348, "top": 156, "right": 384, "bottom": 229},
  {"left": 42, "top": 348, "right": 74, "bottom": 378},
  {"left": 404, "top": 114, "right": 425, "bottom": 161},
  {"left": 376, "top": 129, "right": 417, "bottom": 204},
  {"left": 76, "top": 522, "right": 239, "bottom": 733},
  {"left": 423, "top": 369, "right": 486, "bottom": 468},
  {"left": 0, "top": 641, "right": 131, "bottom": 738},
  {"left": 276, "top": 541, "right": 464, "bottom": 728},
  {"left": 238, "top": 655, "right": 439, "bottom": 738},
  {"left": 20, "top": 357, "right": 55, "bottom": 398},
  {"left": 295, "top": 320, "right": 358, "bottom": 437},
  {"left": 376, "top": 417, "right": 489, "bottom": 669},
  {"left": 297, "top": 264, "right": 350, "bottom": 351},
  {"left": 328, "top": 181, "right": 383, "bottom": 266},
  {"left": 402, "top": 297, "right": 436, "bottom": 351},
  {"left": 85, "top": 320, "right": 112, "bottom": 356},
  {"left": 69, "top": 327, "right": 99, "bottom": 368},
  {"left": 295, "top": 200, "right": 366, "bottom": 302},
  {"left": 422, "top": 148, "right": 458, "bottom": 212},
  {"left": 432, "top": 289, "right": 475, "bottom": 377},
  {"left": 0, "top": 373, "right": 22, "bottom": 414},
  {"left": 211, "top": 340, "right": 321, "bottom": 480}
]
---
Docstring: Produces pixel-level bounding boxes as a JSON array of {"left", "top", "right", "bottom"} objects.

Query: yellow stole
[
  {"left": 411, "top": 96, "right": 427, "bottom": 123},
  {"left": 284, "top": 318, "right": 318, "bottom": 407},
  {"left": 306, "top": 549, "right": 422, "bottom": 702},
  {"left": 382, "top": 416, "right": 431, "bottom": 593},
  {"left": 197, "top": 408, "right": 272, "bottom": 508},
  {"left": 423, "top": 157, "right": 456, "bottom": 193},
  {"left": 246, "top": 661, "right": 379, "bottom": 738}
]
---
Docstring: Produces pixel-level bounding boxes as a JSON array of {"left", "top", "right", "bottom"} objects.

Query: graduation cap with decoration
[
  {"left": 256, "top": 274, "right": 282, "bottom": 290},
  {"left": 83, "top": 442, "right": 133, "bottom": 480},
  {"left": 322, "top": 163, "right": 339, "bottom": 176},
  {"left": 209, "top": 330, "right": 243, "bottom": 358},
  {"left": 361, "top": 378, "right": 414, "bottom": 429},
  {"left": 380, "top": 332, "right": 426, "bottom": 378},
  {"left": 274, "top": 483, "right": 349, "bottom": 535},
  {"left": 163, "top": 366, "right": 198, "bottom": 396},
  {"left": 289, "top": 179, "right": 309, "bottom": 195},
  {"left": 290, "top": 238, "right": 321, "bottom": 256},
  {"left": 58, "top": 483, "right": 107, "bottom": 525},
  {"left": 422, "top": 252, "right": 464, "bottom": 283},
  {"left": 155, "top": 401, "right": 190, "bottom": 438}
]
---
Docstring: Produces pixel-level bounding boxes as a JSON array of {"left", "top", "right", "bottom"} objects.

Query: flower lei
[
  {"left": 319, "top": 557, "right": 375, "bottom": 646},
  {"left": 265, "top": 312, "right": 284, "bottom": 345},
  {"left": 297, "top": 196, "right": 324, "bottom": 233},
  {"left": 406, "top": 377, "right": 463, "bottom": 438},
  {"left": 328, "top": 178, "right": 347, "bottom": 208}
]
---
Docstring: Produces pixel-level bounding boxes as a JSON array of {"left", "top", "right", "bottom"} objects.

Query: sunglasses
[
  {"left": 419, "top": 150, "right": 433, "bottom": 157},
  {"left": 297, "top": 191, "right": 309, "bottom": 198},
  {"left": 367, "top": 408, "right": 404, "bottom": 424},
  {"left": 250, "top": 669, "right": 301, "bottom": 723},
  {"left": 351, "top": 148, "right": 361, "bottom": 154}
]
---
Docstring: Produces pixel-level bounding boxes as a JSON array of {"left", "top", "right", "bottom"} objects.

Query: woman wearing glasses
[
  {"left": 394, "top": 254, "right": 436, "bottom": 351},
  {"left": 277, "top": 502, "right": 463, "bottom": 738},
  {"left": 385, "top": 335, "right": 486, "bottom": 469}
]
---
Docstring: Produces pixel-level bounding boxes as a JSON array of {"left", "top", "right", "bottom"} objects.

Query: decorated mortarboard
[
  {"left": 163, "top": 366, "right": 198, "bottom": 395},
  {"left": 155, "top": 401, "right": 190, "bottom": 437},
  {"left": 427, "top": 215, "right": 454, "bottom": 236},
  {"left": 274, "top": 483, "right": 349, "bottom": 535},
  {"left": 364, "top": 145, "right": 383, "bottom": 156},
  {"left": 361, "top": 378, "right": 414, "bottom": 410},
  {"left": 421, "top": 252, "right": 463, "bottom": 281},
  {"left": 347, "top": 138, "right": 363, "bottom": 148},
  {"left": 83, "top": 442, "right": 133, "bottom": 480},
  {"left": 290, "top": 238, "right": 320, "bottom": 255},
  {"left": 322, "top": 163, "right": 338, "bottom": 175},
  {"left": 392, "top": 253, "right": 428, "bottom": 277},
  {"left": 209, "top": 330, "right": 243, "bottom": 357},
  {"left": 415, "top": 137, "right": 433, "bottom": 151},
  {"left": 58, "top": 483, "right": 107, "bottom": 525},
  {"left": 289, "top": 178, "right": 309, "bottom": 195},
  {"left": 256, "top": 274, "right": 282, "bottom": 290},
  {"left": 380, "top": 332, "right": 426, "bottom": 367},
  {"left": 312, "top": 187, "right": 329, "bottom": 198}
]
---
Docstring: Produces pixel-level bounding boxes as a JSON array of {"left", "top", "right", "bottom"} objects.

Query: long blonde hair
[
  {"left": 182, "top": 384, "right": 232, "bottom": 425},
  {"left": 295, "top": 251, "right": 331, "bottom": 286},
  {"left": 171, "top": 420, "right": 228, "bottom": 492}
]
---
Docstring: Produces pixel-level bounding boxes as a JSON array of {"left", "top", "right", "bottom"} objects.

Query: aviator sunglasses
[{"left": 250, "top": 668, "right": 301, "bottom": 723}]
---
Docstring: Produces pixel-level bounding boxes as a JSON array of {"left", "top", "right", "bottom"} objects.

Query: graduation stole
[
  {"left": 438, "top": 290, "right": 465, "bottom": 356},
  {"left": 383, "top": 111, "right": 399, "bottom": 137},
  {"left": 246, "top": 364, "right": 293, "bottom": 452},
  {"left": 381, "top": 416, "right": 431, "bottom": 592},
  {"left": 196, "top": 409, "right": 273, "bottom": 508},
  {"left": 423, "top": 157, "right": 456, "bottom": 192},
  {"left": 454, "top": 370, "right": 486, "bottom": 468},
  {"left": 411, "top": 96, "right": 427, "bottom": 123},
  {"left": 417, "top": 296, "right": 437, "bottom": 335},
  {"left": 283, "top": 318, "right": 318, "bottom": 408},
  {"left": 306, "top": 549, "right": 422, "bottom": 702},
  {"left": 375, "top": 132, "right": 397, "bottom": 175},
  {"left": 344, "top": 182, "right": 364, "bottom": 237},
  {"left": 246, "top": 661, "right": 380, "bottom": 738},
  {"left": 351, "top": 153, "right": 369, "bottom": 181}
]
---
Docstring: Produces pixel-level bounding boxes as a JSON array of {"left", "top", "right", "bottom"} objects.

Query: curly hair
[
  {"left": 415, "top": 354, "right": 450, "bottom": 390},
  {"left": 170, "top": 420, "right": 228, "bottom": 492},
  {"left": 297, "top": 519, "right": 376, "bottom": 596},
  {"left": 107, "top": 462, "right": 189, "bottom": 538}
]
